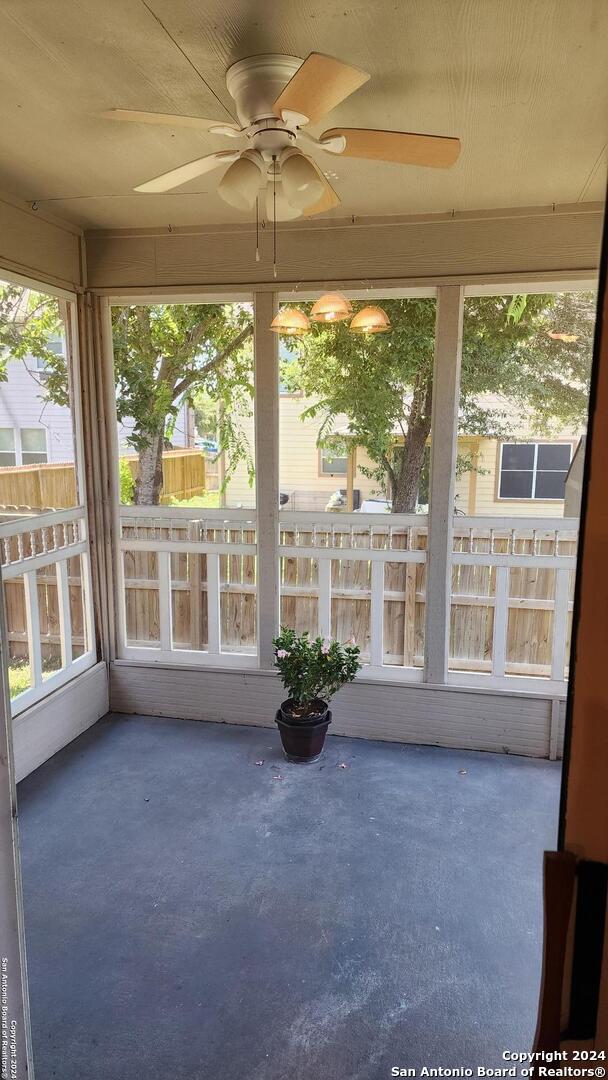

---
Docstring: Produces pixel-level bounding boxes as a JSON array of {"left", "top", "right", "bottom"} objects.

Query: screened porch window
[{"left": 498, "top": 442, "right": 572, "bottom": 500}]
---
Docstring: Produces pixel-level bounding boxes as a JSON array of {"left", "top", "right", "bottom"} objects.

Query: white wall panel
[
  {"left": 14, "top": 661, "right": 108, "bottom": 782},
  {"left": 110, "top": 661, "right": 564, "bottom": 760}
]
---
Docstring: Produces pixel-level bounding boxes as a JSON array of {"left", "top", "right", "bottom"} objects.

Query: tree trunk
[
  {"left": 134, "top": 432, "right": 164, "bottom": 505},
  {"left": 388, "top": 371, "right": 434, "bottom": 513},
  {"left": 391, "top": 415, "right": 432, "bottom": 512}
]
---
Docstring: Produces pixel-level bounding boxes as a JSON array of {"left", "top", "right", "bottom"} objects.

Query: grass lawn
[
  {"left": 8, "top": 661, "right": 31, "bottom": 699},
  {"left": 169, "top": 491, "right": 221, "bottom": 508}
]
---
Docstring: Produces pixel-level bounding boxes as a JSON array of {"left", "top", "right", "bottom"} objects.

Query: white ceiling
[{"left": 0, "top": 0, "right": 606, "bottom": 230}]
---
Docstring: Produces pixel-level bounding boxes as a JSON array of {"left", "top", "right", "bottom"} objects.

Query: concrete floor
[{"left": 18, "top": 714, "right": 560, "bottom": 1080}]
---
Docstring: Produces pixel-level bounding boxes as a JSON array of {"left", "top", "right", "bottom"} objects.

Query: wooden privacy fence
[
  {"left": 117, "top": 508, "right": 577, "bottom": 688},
  {"left": 0, "top": 461, "right": 77, "bottom": 509},
  {"left": 122, "top": 449, "right": 206, "bottom": 504},
  {"left": 0, "top": 449, "right": 205, "bottom": 512}
]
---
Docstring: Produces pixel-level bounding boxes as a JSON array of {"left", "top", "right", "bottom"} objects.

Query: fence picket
[
  {"left": 23, "top": 570, "right": 42, "bottom": 688},
  {"left": 207, "top": 553, "right": 221, "bottom": 655},
  {"left": 56, "top": 558, "right": 73, "bottom": 668}
]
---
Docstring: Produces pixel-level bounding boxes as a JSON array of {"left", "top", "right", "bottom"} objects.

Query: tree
[
  {"left": 282, "top": 293, "right": 595, "bottom": 511},
  {"left": 112, "top": 304, "right": 253, "bottom": 504},
  {"left": 0, "top": 285, "right": 255, "bottom": 506},
  {"left": 0, "top": 284, "right": 68, "bottom": 404}
]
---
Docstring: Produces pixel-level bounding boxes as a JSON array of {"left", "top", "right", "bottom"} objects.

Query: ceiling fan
[{"left": 102, "top": 52, "right": 461, "bottom": 220}]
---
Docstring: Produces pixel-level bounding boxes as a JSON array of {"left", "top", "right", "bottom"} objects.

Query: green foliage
[
  {"left": 118, "top": 458, "right": 135, "bottom": 504},
  {"left": 112, "top": 303, "right": 255, "bottom": 489},
  {"left": 1, "top": 287, "right": 256, "bottom": 505},
  {"left": 0, "top": 283, "right": 69, "bottom": 404},
  {"left": 273, "top": 627, "right": 361, "bottom": 710},
  {"left": 506, "top": 294, "right": 528, "bottom": 324},
  {"left": 283, "top": 293, "right": 595, "bottom": 505}
]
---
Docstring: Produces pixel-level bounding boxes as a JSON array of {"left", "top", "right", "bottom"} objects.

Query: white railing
[
  {"left": 0, "top": 506, "right": 96, "bottom": 714},
  {"left": 115, "top": 507, "right": 578, "bottom": 694},
  {"left": 279, "top": 512, "right": 427, "bottom": 678},
  {"left": 449, "top": 516, "right": 578, "bottom": 692},
  {"left": 118, "top": 506, "right": 258, "bottom": 665}
]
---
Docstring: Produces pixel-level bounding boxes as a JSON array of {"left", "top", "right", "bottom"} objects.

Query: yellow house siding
[
  {"left": 221, "top": 397, "right": 583, "bottom": 517},
  {"left": 225, "top": 396, "right": 382, "bottom": 510}
]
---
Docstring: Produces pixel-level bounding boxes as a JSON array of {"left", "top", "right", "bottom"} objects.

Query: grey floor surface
[{"left": 17, "top": 714, "right": 560, "bottom": 1080}]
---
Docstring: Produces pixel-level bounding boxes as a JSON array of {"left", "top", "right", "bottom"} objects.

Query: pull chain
[
  {"left": 255, "top": 195, "right": 260, "bottom": 262},
  {"left": 272, "top": 155, "right": 277, "bottom": 279}
]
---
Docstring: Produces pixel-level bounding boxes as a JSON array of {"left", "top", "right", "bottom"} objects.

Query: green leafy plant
[
  {"left": 273, "top": 627, "right": 361, "bottom": 716},
  {"left": 118, "top": 458, "right": 135, "bottom": 504}
]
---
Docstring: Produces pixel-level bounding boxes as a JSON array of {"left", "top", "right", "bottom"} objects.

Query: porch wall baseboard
[
  {"left": 110, "top": 662, "right": 564, "bottom": 760},
  {"left": 14, "top": 662, "right": 108, "bottom": 782}
]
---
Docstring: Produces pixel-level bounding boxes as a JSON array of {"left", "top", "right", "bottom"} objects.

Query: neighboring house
[
  {"left": 0, "top": 347, "right": 191, "bottom": 467},
  {"left": 1, "top": 350, "right": 583, "bottom": 519},
  {"left": 227, "top": 389, "right": 585, "bottom": 517},
  {"left": 0, "top": 343, "right": 76, "bottom": 467}
]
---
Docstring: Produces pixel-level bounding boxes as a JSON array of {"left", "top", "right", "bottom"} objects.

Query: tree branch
[{"left": 172, "top": 323, "right": 253, "bottom": 400}]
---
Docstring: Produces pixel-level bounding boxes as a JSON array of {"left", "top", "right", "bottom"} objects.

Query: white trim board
[
  {"left": 110, "top": 661, "right": 565, "bottom": 760},
  {"left": 13, "top": 661, "right": 108, "bottom": 782},
  {"left": 85, "top": 204, "right": 603, "bottom": 290}
]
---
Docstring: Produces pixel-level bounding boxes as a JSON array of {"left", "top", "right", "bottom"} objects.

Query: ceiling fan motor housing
[{"left": 226, "top": 54, "right": 303, "bottom": 127}]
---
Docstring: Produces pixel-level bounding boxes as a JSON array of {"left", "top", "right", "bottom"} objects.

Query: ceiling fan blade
[
  {"left": 320, "top": 128, "right": 461, "bottom": 168},
  {"left": 273, "top": 53, "right": 370, "bottom": 125},
  {"left": 301, "top": 159, "right": 341, "bottom": 217},
  {"left": 102, "top": 109, "right": 242, "bottom": 134},
  {"left": 134, "top": 151, "right": 240, "bottom": 193}
]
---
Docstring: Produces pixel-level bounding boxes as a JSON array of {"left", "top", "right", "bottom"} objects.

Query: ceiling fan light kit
[
  {"left": 279, "top": 148, "right": 325, "bottom": 210},
  {"left": 310, "top": 292, "right": 353, "bottom": 322},
  {"left": 217, "top": 149, "right": 265, "bottom": 210}
]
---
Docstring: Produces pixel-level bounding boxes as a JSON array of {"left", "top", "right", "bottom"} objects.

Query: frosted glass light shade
[
  {"left": 218, "top": 150, "right": 264, "bottom": 211},
  {"left": 270, "top": 307, "right": 310, "bottom": 336},
  {"left": 310, "top": 292, "right": 353, "bottom": 323},
  {"left": 265, "top": 180, "right": 302, "bottom": 221},
  {"left": 349, "top": 305, "right": 391, "bottom": 334},
  {"left": 280, "top": 149, "right": 324, "bottom": 210}
]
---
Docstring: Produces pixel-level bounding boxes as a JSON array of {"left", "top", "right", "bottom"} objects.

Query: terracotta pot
[{"left": 275, "top": 699, "right": 332, "bottom": 763}]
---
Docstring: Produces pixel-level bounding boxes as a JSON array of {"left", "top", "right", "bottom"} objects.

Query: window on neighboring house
[
  {"left": 498, "top": 442, "right": 572, "bottom": 500},
  {"left": 20, "top": 427, "right": 47, "bottom": 465},
  {"left": 30, "top": 334, "right": 64, "bottom": 372},
  {"left": 319, "top": 447, "right": 348, "bottom": 476},
  {"left": 0, "top": 428, "right": 16, "bottom": 467}
]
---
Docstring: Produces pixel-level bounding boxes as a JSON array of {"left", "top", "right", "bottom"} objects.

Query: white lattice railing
[
  {"left": 0, "top": 506, "right": 96, "bottom": 714},
  {"left": 116, "top": 506, "right": 578, "bottom": 692},
  {"left": 279, "top": 512, "right": 427, "bottom": 675},
  {"left": 449, "top": 516, "right": 578, "bottom": 690},
  {"left": 118, "top": 506, "right": 258, "bottom": 665}
]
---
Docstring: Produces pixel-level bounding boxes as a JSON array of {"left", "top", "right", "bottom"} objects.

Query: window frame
[
  {"left": 19, "top": 426, "right": 48, "bottom": 465},
  {"left": 497, "top": 439, "right": 575, "bottom": 502},
  {"left": 0, "top": 426, "right": 17, "bottom": 468},
  {"left": 318, "top": 445, "right": 349, "bottom": 478}
]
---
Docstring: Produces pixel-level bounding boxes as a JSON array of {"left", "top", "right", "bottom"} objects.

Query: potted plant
[{"left": 273, "top": 628, "right": 361, "bottom": 763}]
